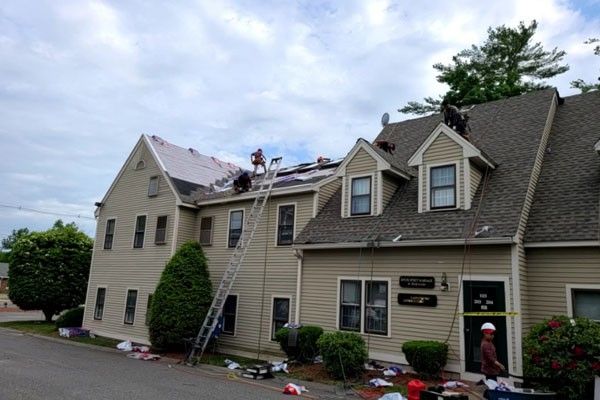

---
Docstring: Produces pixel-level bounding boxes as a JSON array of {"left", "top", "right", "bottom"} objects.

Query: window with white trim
[
  {"left": 272, "top": 297, "right": 290, "bottom": 339},
  {"left": 199, "top": 217, "right": 213, "bottom": 246},
  {"left": 339, "top": 279, "right": 389, "bottom": 335},
  {"left": 351, "top": 177, "right": 371, "bottom": 215},
  {"left": 124, "top": 289, "right": 138, "bottom": 325},
  {"left": 430, "top": 165, "right": 456, "bottom": 209},
  {"left": 94, "top": 288, "right": 106, "bottom": 320},
  {"left": 222, "top": 295, "right": 237, "bottom": 335},
  {"left": 154, "top": 215, "right": 167, "bottom": 244},
  {"left": 103, "top": 219, "right": 115, "bottom": 250},
  {"left": 133, "top": 216, "right": 146, "bottom": 248},
  {"left": 228, "top": 210, "right": 243, "bottom": 248},
  {"left": 277, "top": 205, "right": 295, "bottom": 245},
  {"left": 148, "top": 176, "right": 159, "bottom": 196},
  {"left": 571, "top": 289, "right": 600, "bottom": 321}
]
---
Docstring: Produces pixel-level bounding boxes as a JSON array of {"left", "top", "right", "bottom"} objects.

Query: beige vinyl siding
[
  {"left": 83, "top": 140, "right": 177, "bottom": 343},
  {"left": 524, "top": 247, "right": 600, "bottom": 331},
  {"left": 300, "top": 246, "right": 513, "bottom": 371},
  {"left": 346, "top": 148, "right": 377, "bottom": 174},
  {"left": 197, "top": 193, "right": 314, "bottom": 355},
  {"left": 423, "top": 133, "right": 462, "bottom": 163},
  {"left": 470, "top": 163, "right": 483, "bottom": 199},
  {"left": 317, "top": 178, "right": 341, "bottom": 213},
  {"left": 176, "top": 207, "right": 199, "bottom": 248},
  {"left": 381, "top": 174, "right": 397, "bottom": 208}
]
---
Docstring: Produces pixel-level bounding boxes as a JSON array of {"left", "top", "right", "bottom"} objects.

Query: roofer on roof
[
  {"left": 233, "top": 171, "right": 252, "bottom": 193},
  {"left": 374, "top": 140, "right": 396, "bottom": 155},
  {"left": 442, "top": 99, "right": 471, "bottom": 141},
  {"left": 251, "top": 148, "right": 267, "bottom": 178}
]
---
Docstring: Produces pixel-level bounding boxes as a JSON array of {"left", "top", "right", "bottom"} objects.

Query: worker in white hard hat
[{"left": 480, "top": 322, "right": 505, "bottom": 382}]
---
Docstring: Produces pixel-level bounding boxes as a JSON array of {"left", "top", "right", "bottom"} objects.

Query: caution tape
[{"left": 462, "top": 311, "right": 519, "bottom": 316}]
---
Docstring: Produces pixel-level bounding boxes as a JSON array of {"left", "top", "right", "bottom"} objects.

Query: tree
[
  {"left": 8, "top": 220, "right": 93, "bottom": 321},
  {"left": 400, "top": 21, "right": 569, "bottom": 115},
  {"left": 1, "top": 228, "right": 30, "bottom": 251},
  {"left": 571, "top": 38, "right": 599, "bottom": 93},
  {"left": 149, "top": 241, "right": 213, "bottom": 351}
]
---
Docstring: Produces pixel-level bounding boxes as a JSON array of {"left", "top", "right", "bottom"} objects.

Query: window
[
  {"left": 103, "top": 219, "right": 115, "bottom": 250},
  {"left": 154, "top": 216, "right": 167, "bottom": 244},
  {"left": 135, "top": 160, "right": 146, "bottom": 170},
  {"left": 94, "top": 288, "right": 106, "bottom": 320},
  {"left": 571, "top": 289, "right": 600, "bottom": 321},
  {"left": 133, "top": 215, "right": 146, "bottom": 248},
  {"left": 339, "top": 279, "right": 389, "bottom": 335},
  {"left": 148, "top": 176, "right": 159, "bottom": 196},
  {"left": 277, "top": 205, "right": 295, "bottom": 245},
  {"left": 340, "top": 280, "right": 361, "bottom": 331},
  {"left": 222, "top": 295, "right": 237, "bottom": 335},
  {"left": 145, "top": 294, "right": 153, "bottom": 326},
  {"left": 124, "top": 289, "right": 138, "bottom": 325},
  {"left": 199, "top": 217, "right": 214, "bottom": 246},
  {"left": 228, "top": 210, "right": 243, "bottom": 248},
  {"left": 272, "top": 297, "right": 290, "bottom": 340},
  {"left": 365, "top": 281, "right": 388, "bottom": 335},
  {"left": 430, "top": 165, "right": 456, "bottom": 209},
  {"left": 351, "top": 177, "right": 371, "bottom": 215}
]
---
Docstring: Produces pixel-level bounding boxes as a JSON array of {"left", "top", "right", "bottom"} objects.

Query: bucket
[{"left": 407, "top": 379, "right": 427, "bottom": 400}]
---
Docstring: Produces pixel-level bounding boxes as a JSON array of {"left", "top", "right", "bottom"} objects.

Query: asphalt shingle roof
[
  {"left": 525, "top": 91, "right": 600, "bottom": 242},
  {"left": 295, "top": 89, "right": 558, "bottom": 245}
]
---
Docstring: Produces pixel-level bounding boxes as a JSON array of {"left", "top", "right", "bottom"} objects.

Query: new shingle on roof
[
  {"left": 525, "top": 91, "right": 600, "bottom": 242},
  {"left": 295, "top": 89, "right": 558, "bottom": 245}
]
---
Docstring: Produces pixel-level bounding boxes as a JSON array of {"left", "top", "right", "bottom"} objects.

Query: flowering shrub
[{"left": 523, "top": 315, "right": 600, "bottom": 400}]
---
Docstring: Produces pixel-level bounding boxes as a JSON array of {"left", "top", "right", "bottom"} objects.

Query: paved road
[
  {"left": 0, "top": 329, "right": 309, "bottom": 400},
  {"left": 0, "top": 311, "right": 44, "bottom": 322}
]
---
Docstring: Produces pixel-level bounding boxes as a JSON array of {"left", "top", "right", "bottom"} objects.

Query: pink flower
[
  {"left": 532, "top": 355, "right": 542, "bottom": 365},
  {"left": 571, "top": 346, "right": 586, "bottom": 359},
  {"left": 539, "top": 335, "right": 549, "bottom": 342},
  {"left": 592, "top": 362, "right": 600, "bottom": 371},
  {"left": 566, "top": 361, "right": 577, "bottom": 370},
  {"left": 548, "top": 320, "right": 561, "bottom": 329},
  {"left": 551, "top": 360, "right": 561, "bottom": 370}
]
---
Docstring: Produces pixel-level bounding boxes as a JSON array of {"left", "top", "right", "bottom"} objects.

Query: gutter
[
  {"left": 524, "top": 240, "right": 600, "bottom": 248},
  {"left": 294, "top": 236, "right": 516, "bottom": 250}
]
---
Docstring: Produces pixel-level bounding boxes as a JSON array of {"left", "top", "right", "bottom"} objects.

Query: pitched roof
[
  {"left": 525, "top": 91, "right": 600, "bottom": 243},
  {"left": 295, "top": 89, "right": 558, "bottom": 245}
]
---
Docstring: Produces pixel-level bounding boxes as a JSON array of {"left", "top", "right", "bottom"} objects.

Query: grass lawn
[{"left": 0, "top": 320, "right": 121, "bottom": 348}]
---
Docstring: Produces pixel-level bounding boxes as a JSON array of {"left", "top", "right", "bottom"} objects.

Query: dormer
[
  {"left": 408, "top": 123, "right": 496, "bottom": 213},
  {"left": 335, "top": 138, "right": 412, "bottom": 218}
]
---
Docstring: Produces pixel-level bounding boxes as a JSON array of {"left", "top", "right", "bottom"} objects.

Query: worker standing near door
[{"left": 480, "top": 322, "right": 505, "bottom": 382}]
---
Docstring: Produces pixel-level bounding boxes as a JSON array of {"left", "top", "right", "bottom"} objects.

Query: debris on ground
[
  {"left": 224, "top": 359, "right": 241, "bottom": 370},
  {"left": 58, "top": 327, "right": 90, "bottom": 338},
  {"left": 378, "top": 393, "right": 406, "bottom": 400},
  {"left": 369, "top": 378, "right": 393, "bottom": 387},
  {"left": 270, "top": 361, "right": 289, "bottom": 373},
  {"left": 283, "top": 383, "right": 308, "bottom": 395},
  {"left": 116, "top": 340, "right": 132, "bottom": 351},
  {"left": 126, "top": 352, "right": 161, "bottom": 361}
]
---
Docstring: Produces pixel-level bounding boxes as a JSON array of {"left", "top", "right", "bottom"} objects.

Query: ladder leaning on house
[{"left": 187, "top": 156, "right": 283, "bottom": 362}]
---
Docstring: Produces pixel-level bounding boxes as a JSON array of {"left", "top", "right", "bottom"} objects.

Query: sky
[{"left": 0, "top": 0, "right": 598, "bottom": 240}]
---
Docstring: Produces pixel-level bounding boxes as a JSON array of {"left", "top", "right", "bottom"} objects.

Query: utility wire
[{"left": 0, "top": 203, "right": 95, "bottom": 220}]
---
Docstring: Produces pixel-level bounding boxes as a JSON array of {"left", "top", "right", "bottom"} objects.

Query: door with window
[{"left": 463, "top": 280, "right": 509, "bottom": 374}]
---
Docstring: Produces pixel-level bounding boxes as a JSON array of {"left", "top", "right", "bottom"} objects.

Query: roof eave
[{"left": 294, "top": 236, "right": 516, "bottom": 250}]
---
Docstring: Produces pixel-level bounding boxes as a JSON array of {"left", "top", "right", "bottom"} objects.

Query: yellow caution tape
[{"left": 462, "top": 311, "right": 519, "bottom": 316}]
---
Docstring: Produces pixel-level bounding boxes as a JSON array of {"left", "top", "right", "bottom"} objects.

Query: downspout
[{"left": 293, "top": 248, "right": 304, "bottom": 323}]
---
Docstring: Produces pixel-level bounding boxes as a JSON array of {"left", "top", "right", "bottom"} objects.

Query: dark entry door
[{"left": 463, "top": 280, "right": 509, "bottom": 374}]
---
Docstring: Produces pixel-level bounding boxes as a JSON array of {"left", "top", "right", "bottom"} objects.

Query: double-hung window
[
  {"left": 222, "top": 295, "right": 237, "bottom": 335},
  {"left": 94, "top": 288, "right": 106, "bottom": 320},
  {"left": 430, "top": 165, "right": 456, "bottom": 209},
  {"left": 228, "top": 210, "right": 243, "bottom": 248},
  {"left": 272, "top": 298, "right": 290, "bottom": 340},
  {"left": 339, "top": 279, "right": 389, "bottom": 335},
  {"left": 124, "top": 289, "right": 138, "bottom": 325},
  {"left": 199, "top": 217, "right": 213, "bottom": 246},
  {"left": 351, "top": 177, "right": 371, "bottom": 215},
  {"left": 104, "top": 219, "right": 115, "bottom": 250},
  {"left": 133, "top": 216, "right": 146, "bottom": 248},
  {"left": 571, "top": 288, "right": 600, "bottom": 321},
  {"left": 154, "top": 216, "right": 167, "bottom": 244},
  {"left": 277, "top": 205, "right": 295, "bottom": 245}
]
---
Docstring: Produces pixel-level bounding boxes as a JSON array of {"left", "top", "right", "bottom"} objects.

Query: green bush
[
  {"left": 55, "top": 306, "right": 85, "bottom": 328},
  {"left": 402, "top": 340, "right": 448, "bottom": 377},
  {"left": 148, "top": 241, "right": 213, "bottom": 351},
  {"left": 317, "top": 331, "right": 367, "bottom": 379},
  {"left": 523, "top": 315, "right": 600, "bottom": 400},
  {"left": 274, "top": 325, "right": 323, "bottom": 363}
]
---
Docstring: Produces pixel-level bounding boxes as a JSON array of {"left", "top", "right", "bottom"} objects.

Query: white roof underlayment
[{"left": 146, "top": 135, "right": 241, "bottom": 187}]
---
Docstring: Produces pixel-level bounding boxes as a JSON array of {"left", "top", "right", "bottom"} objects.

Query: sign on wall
[
  {"left": 399, "top": 276, "right": 435, "bottom": 289},
  {"left": 398, "top": 293, "right": 438, "bottom": 307}
]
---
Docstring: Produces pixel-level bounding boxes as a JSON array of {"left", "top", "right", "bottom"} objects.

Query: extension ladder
[{"left": 187, "top": 156, "right": 283, "bottom": 361}]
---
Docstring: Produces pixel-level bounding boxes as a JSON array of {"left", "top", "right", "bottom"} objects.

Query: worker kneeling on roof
[
  {"left": 233, "top": 172, "right": 252, "bottom": 194},
  {"left": 442, "top": 99, "right": 471, "bottom": 141}
]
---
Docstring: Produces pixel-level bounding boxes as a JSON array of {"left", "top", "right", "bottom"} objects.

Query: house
[
  {"left": 83, "top": 89, "right": 600, "bottom": 381},
  {"left": 0, "top": 262, "right": 8, "bottom": 293}
]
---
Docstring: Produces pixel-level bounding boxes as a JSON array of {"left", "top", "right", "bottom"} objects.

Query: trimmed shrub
[
  {"left": 523, "top": 315, "right": 600, "bottom": 400},
  {"left": 274, "top": 325, "right": 323, "bottom": 363},
  {"left": 149, "top": 241, "right": 213, "bottom": 351},
  {"left": 402, "top": 340, "right": 448, "bottom": 377},
  {"left": 317, "top": 331, "right": 367, "bottom": 379},
  {"left": 55, "top": 306, "right": 84, "bottom": 328}
]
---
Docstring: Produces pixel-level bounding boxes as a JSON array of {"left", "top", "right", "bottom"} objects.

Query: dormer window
[
  {"left": 430, "top": 165, "right": 456, "bottom": 209},
  {"left": 351, "top": 176, "right": 371, "bottom": 215}
]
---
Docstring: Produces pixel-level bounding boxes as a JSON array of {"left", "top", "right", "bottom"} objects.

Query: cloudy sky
[{"left": 0, "top": 0, "right": 598, "bottom": 239}]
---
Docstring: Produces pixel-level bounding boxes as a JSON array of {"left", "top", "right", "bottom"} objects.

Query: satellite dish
[{"left": 381, "top": 112, "right": 390, "bottom": 127}]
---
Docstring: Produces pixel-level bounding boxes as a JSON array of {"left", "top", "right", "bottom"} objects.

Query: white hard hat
[{"left": 481, "top": 322, "right": 496, "bottom": 331}]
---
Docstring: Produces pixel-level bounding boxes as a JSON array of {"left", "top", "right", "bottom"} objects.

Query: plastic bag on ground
[
  {"left": 283, "top": 383, "right": 307, "bottom": 395},
  {"left": 271, "top": 361, "right": 289, "bottom": 373},
  {"left": 224, "top": 359, "right": 241, "bottom": 369},
  {"left": 443, "top": 381, "right": 468, "bottom": 389},
  {"left": 378, "top": 393, "right": 406, "bottom": 400},
  {"left": 117, "top": 340, "right": 132, "bottom": 351},
  {"left": 126, "top": 353, "right": 160, "bottom": 361},
  {"left": 369, "top": 378, "right": 393, "bottom": 387}
]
